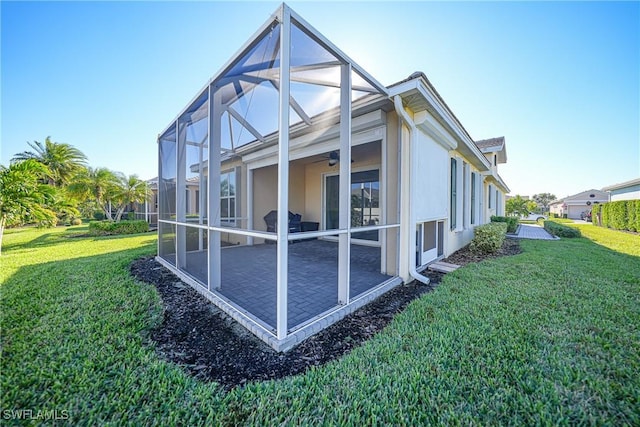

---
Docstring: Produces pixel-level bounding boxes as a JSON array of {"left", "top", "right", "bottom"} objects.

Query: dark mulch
[
  {"left": 130, "top": 238, "right": 520, "bottom": 390},
  {"left": 443, "top": 237, "right": 522, "bottom": 266}
]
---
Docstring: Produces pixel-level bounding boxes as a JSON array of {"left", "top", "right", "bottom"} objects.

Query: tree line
[
  {"left": 505, "top": 193, "right": 557, "bottom": 217},
  {"left": 0, "top": 137, "right": 150, "bottom": 254}
]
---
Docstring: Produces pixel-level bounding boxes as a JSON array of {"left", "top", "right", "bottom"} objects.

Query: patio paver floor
[{"left": 181, "top": 239, "right": 393, "bottom": 331}]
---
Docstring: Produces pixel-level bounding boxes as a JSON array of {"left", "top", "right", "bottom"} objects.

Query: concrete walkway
[{"left": 511, "top": 224, "right": 558, "bottom": 240}]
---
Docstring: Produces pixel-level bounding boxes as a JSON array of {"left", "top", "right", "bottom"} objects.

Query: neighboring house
[
  {"left": 602, "top": 178, "right": 640, "bottom": 201},
  {"left": 549, "top": 189, "right": 608, "bottom": 219},
  {"left": 132, "top": 178, "right": 158, "bottom": 225},
  {"left": 475, "top": 137, "right": 508, "bottom": 217},
  {"left": 155, "top": 4, "right": 510, "bottom": 351},
  {"left": 133, "top": 177, "right": 201, "bottom": 226}
]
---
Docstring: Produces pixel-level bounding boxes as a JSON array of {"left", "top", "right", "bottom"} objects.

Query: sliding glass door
[{"left": 325, "top": 169, "right": 380, "bottom": 243}]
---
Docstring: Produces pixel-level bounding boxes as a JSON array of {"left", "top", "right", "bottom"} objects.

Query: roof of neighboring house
[
  {"left": 476, "top": 136, "right": 507, "bottom": 163},
  {"left": 550, "top": 189, "right": 609, "bottom": 205},
  {"left": 475, "top": 137, "right": 504, "bottom": 150},
  {"left": 602, "top": 177, "right": 640, "bottom": 192}
]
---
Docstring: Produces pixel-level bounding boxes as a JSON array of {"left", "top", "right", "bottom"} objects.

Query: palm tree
[
  {"left": 67, "top": 167, "right": 120, "bottom": 220},
  {"left": 0, "top": 160, "right": 56, "bottom": 255},
  {"left": 111, "top": 174, "right": 150, "bottom": 221},
  {"left": 12, "top": 136, "right": 87, "bottom": 187}
]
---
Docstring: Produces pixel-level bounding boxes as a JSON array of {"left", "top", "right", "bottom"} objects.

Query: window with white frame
[
  {"left": 463, "top": 162, "right": 470, "bottom": 229},
  {"left": 220, "top": 170, "right": 236, "bottom": 224},
  {"left": 471, "top": 172, "right": 476, "bottom": 225},
  {"left": 450, "top": 158, "right": 457, "bottom": 230},
  {"left": 488, "top": 184, "right": 493, "bottom": 209}
]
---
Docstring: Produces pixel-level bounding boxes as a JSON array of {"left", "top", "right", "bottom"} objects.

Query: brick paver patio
[{"left": 180, "top": 239, "right": 393, "bottom": 331}]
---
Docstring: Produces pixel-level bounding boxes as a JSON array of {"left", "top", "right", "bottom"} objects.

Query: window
[
  {"left": 450, "top": 158, "right": 457, "bottom": 229},
  {"left": 325, "top": 169, "right": 380, "bottom": 241},
  {"left": 471, "top": 172, "right": 476, "bottom": 225},
  {"left": 351, "top": 170, "right": 380, "bottom": 241},
  {"left": 494, "top": 154, "right": 497, "bottom": 166},
  {"left": 220, "top": 170, "right": 236, "bottom": 224},
  {"left": 488, "top": 184, "right": 493, "bottom": 209},
  {"left": 462, "top": 162, "right": 469, "bottom": 228}
]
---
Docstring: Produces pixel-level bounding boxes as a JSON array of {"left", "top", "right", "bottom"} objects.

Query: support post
[
  {"left": 276, "top": 7, "right": 291, "bottom": 340},
  {"left": 198, "top": 137, "right": 206, "bottom": 251},
  {"left": 176, "top": 121, "right": 187, "bottom": 269},
  {"left": 247, "top": 167, "right": 254, "bottom": 246},
  {"left": 208, "top": 85, "right": 222, "bottom": 290},
  {"left": 398, "top": 124, "right": 411, "bottom": 282},
  {"left": 338, "top": 62, "right": 351, "bottom": 305}
]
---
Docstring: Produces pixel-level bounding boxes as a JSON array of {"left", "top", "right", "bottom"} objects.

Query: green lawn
[{"left": 1, "top": 225, "right": 639, "bottom": 425}]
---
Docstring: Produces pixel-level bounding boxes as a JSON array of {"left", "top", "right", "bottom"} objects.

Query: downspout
[{"left": 393, "top": 95, "right": 430, "bottom": 286}]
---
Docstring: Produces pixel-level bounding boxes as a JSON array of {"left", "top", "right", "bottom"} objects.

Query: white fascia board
[
  {"left": 245, "top": 125, "right": 386, "bottom": 171},
  {"left": 415, "top": 83, "right": 491, "bottom": 171},
  {"left": 486, "top": 172, "right": 510, "bottom": 193},
  {"left": 413, "top": 110, "right": 457, "bottom": 151},
  {"left": 602, "top": 178, "right": 640, "bottom": 191},
  {"left": 241, "top": 109, "right": 386, "bottom": 165},
  {"left": 480, "top": 145, "right": 507, "bottom": 164},
  {"left": 389, "top": 79, "right": 491, "bottom": 172}
]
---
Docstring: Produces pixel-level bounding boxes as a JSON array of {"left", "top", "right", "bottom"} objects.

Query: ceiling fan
[{"left": 311, "top": 151, "right": 355, "bottom": 166}]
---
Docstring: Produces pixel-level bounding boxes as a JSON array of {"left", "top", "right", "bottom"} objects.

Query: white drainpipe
[{"left": 393, "top": 95, "right": 430, "bottom": 286}]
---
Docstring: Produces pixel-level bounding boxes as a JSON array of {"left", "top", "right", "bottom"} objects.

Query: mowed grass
[{"left": 1, "top": 225, "right": 639, "bottom": 425}]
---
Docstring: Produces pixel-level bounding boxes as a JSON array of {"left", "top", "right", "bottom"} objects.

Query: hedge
[
  {"left": 88, "top": 220, "right": 149, "bottom": 236},
  {"left": 543, "top": 220, "right": 581, "bottom": 238},
  {"left": 490, "top": 215, "right": 518, "bottom": 233},
  {"left": 471, "top": 222, "right": 507, "bottom": 254},
  {"left": 593, "top": 200, "right": 640, "bottom": 232},
  {"left": 591, "top": 204, "right": 601, "bottom": 225}
]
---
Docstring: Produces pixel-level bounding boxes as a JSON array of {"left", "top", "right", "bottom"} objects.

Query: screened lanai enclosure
[{"left": 157, "top": 4, "right": 402, "bottom": 350}]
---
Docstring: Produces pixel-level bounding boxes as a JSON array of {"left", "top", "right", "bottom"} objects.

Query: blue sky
[{"left": 1, "top": 1, "right": 638, "bottom": 199}]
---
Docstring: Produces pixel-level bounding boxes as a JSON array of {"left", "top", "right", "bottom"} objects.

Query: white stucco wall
[{"left": 413, "top": 130, "right": 449, "bottom": 221}]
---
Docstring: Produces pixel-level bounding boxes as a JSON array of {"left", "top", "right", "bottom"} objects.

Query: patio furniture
[{"left": 263, "top": 210, "right": 302, "bottom": 234}]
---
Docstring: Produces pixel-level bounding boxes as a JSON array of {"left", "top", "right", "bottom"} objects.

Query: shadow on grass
[
  {"left": 1, "top": 242, "right": 163, "bottom": 411},
  {"left": 2, "top": 228, "right": 157, "bottom": 253}
]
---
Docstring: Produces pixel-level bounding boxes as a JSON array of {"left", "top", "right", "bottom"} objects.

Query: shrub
[
  {"left": 597, "top": 200, "right": 640, "bottom": 232},
  {"left": 471, "top": 222, "right": 507, "bottom": 254},
  {"left": 543, "top": 220, "right": 581, "bottom": 238},
  {"left": 127, "top": 211, "right": 136, "bottom": 221},
  {"left": 71, "top": 218, "right": 83, "bottom": 226},
  {"left": 88, "top": 220, "right": 149, "bottom": 236},
  {"left": 93, "top": 211, "right": 105, "bottom": 221},
  {"left": 591, "top": 204, "right": 601, "bottom": 225},
  {"left": 490, "top": 215, "right": 518, "bottom": 233},
  {"left": 627, "top": 201, "right": 637, "bottom": 232}
]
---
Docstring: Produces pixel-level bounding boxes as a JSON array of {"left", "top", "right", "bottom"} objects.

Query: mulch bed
[
  {"left": 443, "top": 237, "right": 522, "bottom": 266},
  {"left": 130, "top": 238, "right": 521, "bottom": 390}
]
